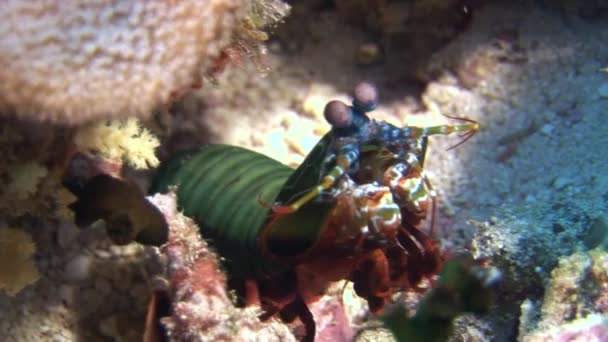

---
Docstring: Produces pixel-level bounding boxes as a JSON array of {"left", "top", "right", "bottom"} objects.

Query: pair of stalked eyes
[{"left": 324, "top": 82, "right": 378, "bottom": 129}]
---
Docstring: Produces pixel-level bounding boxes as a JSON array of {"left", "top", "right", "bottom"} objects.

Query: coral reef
[
  {"left": 0, "top": 0, "right": 290, "bottom": 303},
  {"left": 229, "top": 0, "right": 290, "bottom": 71},
  {"left": 0, "top": 1, "right": 606, "bottom": 340}
]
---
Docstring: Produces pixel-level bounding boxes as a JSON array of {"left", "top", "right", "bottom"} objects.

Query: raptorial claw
[
  {"left": 257, "top": 196, "right": 296, "bottom": 217},
  {"left": 269, "top": 205, "right": 297, "bottom": 215}
]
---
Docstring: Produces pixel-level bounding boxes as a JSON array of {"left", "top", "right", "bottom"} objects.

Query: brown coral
[{"left": 0, "top": 0, "right": 243, "bottom": 123}]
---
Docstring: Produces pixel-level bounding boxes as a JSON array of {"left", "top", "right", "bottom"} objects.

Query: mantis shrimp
[{"left": 149, "top": 82, "right": 479, "bottom": 341}]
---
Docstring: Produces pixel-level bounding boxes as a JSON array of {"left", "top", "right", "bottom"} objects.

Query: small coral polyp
[
  {"left": 150, "top": 82, "right": 479, "bottom": 341},
  {"left": 74, "top": 118, "right": 160, "bottom": 170}
]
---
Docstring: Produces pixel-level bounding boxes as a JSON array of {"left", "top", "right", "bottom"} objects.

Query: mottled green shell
[
  {"left": 149, "top": 133, "right": 346, "bottom": 276},
  {"left": 149, "top": 144, "right": 293, "bottom": 277}
]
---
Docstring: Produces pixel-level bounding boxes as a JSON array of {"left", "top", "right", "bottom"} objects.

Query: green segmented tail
[{"left": 149, "top": 144, "right": 293, "bottom": 277}]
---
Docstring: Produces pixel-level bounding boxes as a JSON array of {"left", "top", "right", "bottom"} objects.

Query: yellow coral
[
  {"left": 0, "top": 227, "right": 39, "bottom": 296},
  {"left": 74, "top": 118, "right": 159, "bottom": 169},
  {"left": 5, "top": 162, "right": 48, "bottom": 200},
  {"left": 55, "top": 187, "right": 77, "bottom": 221}
]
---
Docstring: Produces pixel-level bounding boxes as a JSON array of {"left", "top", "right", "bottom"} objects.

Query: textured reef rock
[
  {"left": 472, "top": 201, "right": 594, "bottom": 303},
  {"left": 523, "top": 314, "right": 608, "bottom": 342},
  {"left": 471, "top": 200, "right": 608, "bottom": 339},
  {"left": 147, "top": 192, "right": 296, "bottom": 342}
]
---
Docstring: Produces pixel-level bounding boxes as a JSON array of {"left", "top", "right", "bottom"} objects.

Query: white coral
[{"left": 0, "top": 0, "right": 243, "bottom": 123}]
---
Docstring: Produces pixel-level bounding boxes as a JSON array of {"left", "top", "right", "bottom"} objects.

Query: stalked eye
[
  {"left": 353, "top": 81, "right": 378, "bottom": 112},
  {"left": 324, "top": 100, "right": 352, "bottom": 128}
]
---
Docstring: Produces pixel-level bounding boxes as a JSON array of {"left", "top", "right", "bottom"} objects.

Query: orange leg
[
  {"left": 279, "top": 295, "right": 316, "bottom": 342},
  {"left": 353, "top": 249, "right": 393, "bottom": 315},
  {"left": 368, "top": 249, "right": 392, "bottom": 300},
  {"left": 244, "top": 278, "right": 260, "bottom": 306}
]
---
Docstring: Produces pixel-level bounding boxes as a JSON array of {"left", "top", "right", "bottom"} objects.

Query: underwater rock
[
  {"left": 524, "top": 314, "right": 608, "bottom": 342},
  {"left": 517, "top": 247, "right": 608, "bottom": 339}
]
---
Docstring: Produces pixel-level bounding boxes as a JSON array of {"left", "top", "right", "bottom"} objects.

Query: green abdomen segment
[{"left": 149, "top": 144, "right": 293, "bottom": 277}]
